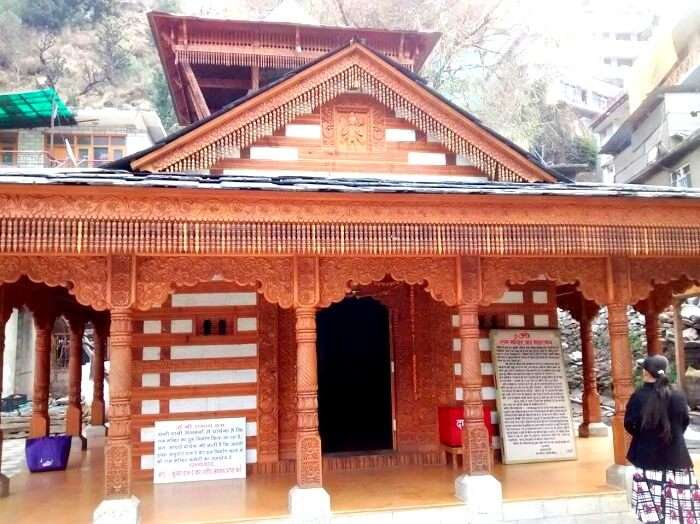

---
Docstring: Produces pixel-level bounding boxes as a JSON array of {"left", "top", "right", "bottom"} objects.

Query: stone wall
[{"left": 560, "top": 297, "right": 700, "bottom": 402}]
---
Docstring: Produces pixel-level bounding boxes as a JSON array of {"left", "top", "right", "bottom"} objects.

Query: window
[
  {"left": 94, "top": 147, "right": 109, "bottom": 162},
  {"left": 0, "top": 131, "right": 18, "bottom": 166},
  {"left": 44, "top": 133, "right": 127, "bottom": 166},
  {"left": 671, "top": 165, "right": 691, "bottom": 188}
]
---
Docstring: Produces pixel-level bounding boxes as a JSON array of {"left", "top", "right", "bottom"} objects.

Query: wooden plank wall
[{"left": 131, "top": 282, "right": 261, "bottom": 479}]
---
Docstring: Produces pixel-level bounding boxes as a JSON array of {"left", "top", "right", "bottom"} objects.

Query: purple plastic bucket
[{"left": 25, "top": 435, "right": 71, "bottom": 473}]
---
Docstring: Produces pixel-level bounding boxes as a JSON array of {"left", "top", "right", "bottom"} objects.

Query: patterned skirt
[{"left": 632, "top": 468, "right": 700, "bottom": 523}]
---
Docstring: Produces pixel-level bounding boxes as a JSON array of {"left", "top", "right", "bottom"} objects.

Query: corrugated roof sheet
[
  {"left": 1, "top": 168, "right": 699, "bottom": 200},
  {"left": 0, "top": 88, "right": 75, "bottom": 129}
]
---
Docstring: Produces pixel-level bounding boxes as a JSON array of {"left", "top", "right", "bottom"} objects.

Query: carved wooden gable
[
  {"left": 130, "top": 43, "right": 558, "bottom": 183},
  {"left": 215, "top": 94, "right": 483, "bottom": 178}
]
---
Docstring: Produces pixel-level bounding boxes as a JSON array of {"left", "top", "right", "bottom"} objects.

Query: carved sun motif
[{"left": 338, "top": 112, "right": 367, "bottom": 151}]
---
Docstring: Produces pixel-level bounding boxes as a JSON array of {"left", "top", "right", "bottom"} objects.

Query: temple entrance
[{"left": 316, "top": 296, "right": 393, "bottom": 454}]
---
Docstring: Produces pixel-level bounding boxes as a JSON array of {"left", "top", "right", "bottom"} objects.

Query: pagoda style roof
[
  {"left": 149, "top": 10, "right": 440, "bottom": 124},
  {"left": 111, "top": 41, "right": 565, "bottom": 183}
]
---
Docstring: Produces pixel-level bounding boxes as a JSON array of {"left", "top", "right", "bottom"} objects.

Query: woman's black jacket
[{"left": 624, "top": 382, "right": 692, "bottom": 470}]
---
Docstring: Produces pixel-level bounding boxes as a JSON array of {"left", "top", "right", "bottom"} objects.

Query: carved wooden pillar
[
  {"left": 295, "top": 305, "right": 322, "bottom": 487},
  {"left": 608, "top": 302, "right": 634, "bottom": 465},
  {"left": 66, "top": 314, "right": 85, "bottom": 437},
  {"left": 105, "top": 307, "right": 133, "bottom": 497},
  {"left": 0, "top": 288, "right": 11, "bottom": 497},
  {"left": 456, "top": 256, "right": 493, "bottom": 475},
  {"left": 91, "top": 318, "right": 107, "bottom": 426},
  {"left": 30, "top": 309, "right": 54, "bottom": 438},
  {"left": 606, "top": 258, "right": 635, "bottom": 466},
  {"left": 645, "top": 304, "right": 661, "bottom": 356},
  {"left": 578, "top": 307, "right": 603, "bottom": 437},
  {"left": 459, "top": 303, "right": 492, "bottom": 474}
]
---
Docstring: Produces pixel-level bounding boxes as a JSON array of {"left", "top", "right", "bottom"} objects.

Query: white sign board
[
  {"left": 154, "top": 417, "right": 246, "bottom": 484},
  {"left": 491, "top": 330, "right": 577, "bottom": 464}
]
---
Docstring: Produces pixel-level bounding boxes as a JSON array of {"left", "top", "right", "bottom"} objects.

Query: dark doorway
[{"left": 316, "top": 296, "right": 393, "bottom": 454}]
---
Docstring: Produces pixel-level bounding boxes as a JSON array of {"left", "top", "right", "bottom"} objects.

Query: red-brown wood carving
[
  {"left": 257, "top": 299, "right": 279, "bottom": 463},
  {"left": 0, "top": 255, "right": 108, "bottom": 310},
  {"left": 277, "top": 308, "right": 297, "bottom": 460},
  {"left": 480, "top": 257, "right": 608, "bottom": 306},
  {"left": 629, "top": 257, "right": 700, "bottom": 306},
  {"left": 318, "top": 256, "right": 458, "bottom": 308},
  {"left": 135, "top": 256, "right": 294, "bottom": 310}
]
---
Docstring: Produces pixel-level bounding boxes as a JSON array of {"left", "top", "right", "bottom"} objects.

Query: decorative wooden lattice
[
  {"left": 2, "top": 217, "right": 699, "bottom": 257},
  {"left": 161, "top": 64, "right": 529, "bottom": 182}
]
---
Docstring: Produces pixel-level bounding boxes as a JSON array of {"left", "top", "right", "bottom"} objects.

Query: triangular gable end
[{"left": 132, "top": 43, "right": 557, "bottom": 183}]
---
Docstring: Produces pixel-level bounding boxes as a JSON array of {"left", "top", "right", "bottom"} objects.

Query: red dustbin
[{"left": 438, "top": 405, "right": 494, "bottom": 447}]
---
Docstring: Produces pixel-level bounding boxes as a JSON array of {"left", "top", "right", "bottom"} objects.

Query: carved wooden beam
[
  {"left": 198, "top": 77, "right": 251, "bottom": 90},
  {"left": 179, "top": 60, "right": 210, "bottom": 121}
]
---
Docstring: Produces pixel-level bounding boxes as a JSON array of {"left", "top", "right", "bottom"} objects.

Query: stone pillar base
[
  {"left": 288, "top": 486, "right": 331, "bottom": 524},
  {"left": 579, "top": 422, "right": 610, "bottom": 438},
  {"left": 606, "top": 464, "right": 635, "bottom": 502},
  {"left": 0, "top": 473, "right": 9, "bottom": 498},
  {"left": 93, "top": 496, "right": 140, "bottom": 524},
  {"left": 455, "top": 474, "right": 503, "bottom": 517}
]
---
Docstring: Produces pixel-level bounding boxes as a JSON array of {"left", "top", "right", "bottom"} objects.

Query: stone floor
[{"left": 0, "top": 436, "right": 638, "bottom": 523}]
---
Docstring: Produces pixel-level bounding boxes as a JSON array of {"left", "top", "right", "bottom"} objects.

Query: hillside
[
  {"left": 0, "top": 0, "right": 599, "bottom": 166},
  {"left": 0, "top": 0, "right": 178, "bottom": 128}
]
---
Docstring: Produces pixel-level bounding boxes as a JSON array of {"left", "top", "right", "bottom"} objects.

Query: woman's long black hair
[{"left": 641, "top": 367, "right": 673, "bottom": 443}]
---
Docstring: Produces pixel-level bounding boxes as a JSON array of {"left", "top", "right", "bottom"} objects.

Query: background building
[
  {"left": 0, "top": 105, "right": 165, "bottom": 169},
  {"left": 593, "top": 10, "right": 700, "bottom": 186}
]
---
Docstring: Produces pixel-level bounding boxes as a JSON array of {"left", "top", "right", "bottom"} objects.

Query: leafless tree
[{"left": 36, "top": 32, "right": 67, "bottom": 89}]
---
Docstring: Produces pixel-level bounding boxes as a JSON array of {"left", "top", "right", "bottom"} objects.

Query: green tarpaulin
[{"left": 0, "top": 88, "right": 75, "bottom": 129}]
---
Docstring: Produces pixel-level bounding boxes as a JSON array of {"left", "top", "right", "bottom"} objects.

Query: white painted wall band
[
  {"left": 170, "top": 344, "right": 257, "bottom": 360},
  {"left": 169, "top": 369, "right": 257, "bottom": 386},
  {"left": 171, "top": 292, "right": 257, "bottom": 307},
  {"left": 168, "top": 395, "right": 257, "bottom": 413}
]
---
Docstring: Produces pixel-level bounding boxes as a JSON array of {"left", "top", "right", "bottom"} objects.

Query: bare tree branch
[{"left": 333, "top": 0, "right": 355, "bottom": 27}]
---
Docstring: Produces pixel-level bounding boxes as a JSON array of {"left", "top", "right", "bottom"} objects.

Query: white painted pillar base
[
  {"left": 455, "top": 474, "right": 503, "bottom": 518},
  {"left": 288, "top": 486, "right": 331, "bottom": 524},
  {"left": 0, "top": 473, "right": 9, "bottom": 498},
  {"left": 93, "top": 496, "right": 140, "bottom": 524},
  {"left": 606, "top": 464, "right": 635, "bottom": 502},
  {"left": 579, "top": 422, "right": 610, "bottom": 438},
  {"left": 86, "top": 425, "right": 106, "bottom": 449}
]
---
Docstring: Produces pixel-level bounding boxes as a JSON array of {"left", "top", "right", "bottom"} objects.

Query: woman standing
[{"left": 626, "top": 354, "right": 699, "bottom": 523}]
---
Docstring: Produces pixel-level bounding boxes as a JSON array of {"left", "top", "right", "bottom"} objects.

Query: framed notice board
[
  {"left": 490, "top": 329, "right": 577, "bottom": 465},
  {"left": 154, "top": 417, "right": 247, "bottom": 484}
]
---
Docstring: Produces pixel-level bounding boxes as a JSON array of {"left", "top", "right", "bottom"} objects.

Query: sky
[{"left": 176, "top": 0, "right": 700, "bottom": 89}]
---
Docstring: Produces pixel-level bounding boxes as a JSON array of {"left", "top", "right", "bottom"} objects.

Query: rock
[
  {"left": 682, "top": 304, "right": 700, "bottom": 321},
  {"left": 685, "top": 328, "right": 700, "bottom": 341}
]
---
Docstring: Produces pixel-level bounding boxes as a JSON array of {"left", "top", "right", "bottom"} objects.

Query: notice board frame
[{"left": 490, "top": 329, "right": 578, "bottom": 465}]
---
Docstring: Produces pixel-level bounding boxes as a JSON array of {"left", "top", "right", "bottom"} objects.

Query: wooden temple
[{"left": 1, "top": 9, "right": 700, "bottom": 524}]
